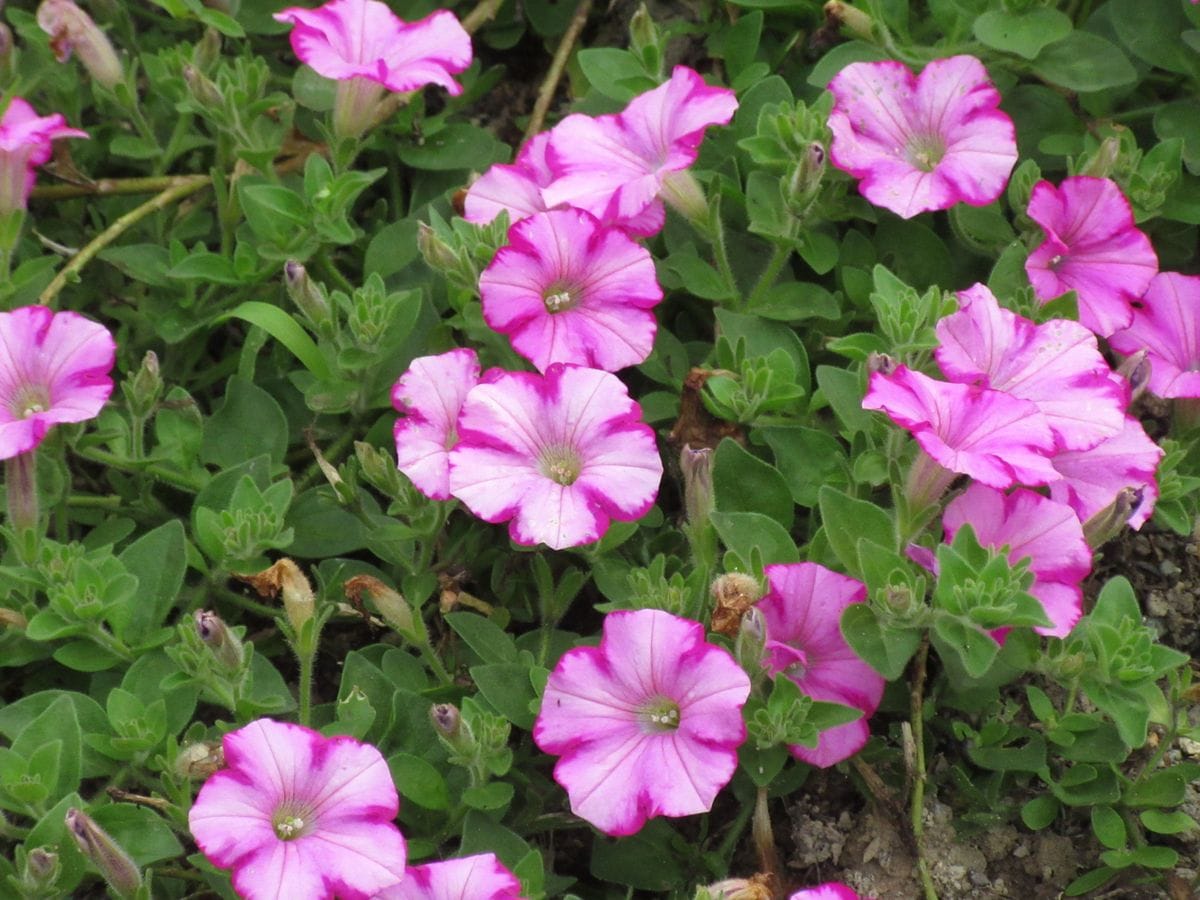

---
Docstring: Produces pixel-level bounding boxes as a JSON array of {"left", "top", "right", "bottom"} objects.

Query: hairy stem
[
  {"left": 523, "top": 0, "right": 593, "bottom": 147},
  {"left": 910, "top": 636, "right": 938, "bottom": 900}
]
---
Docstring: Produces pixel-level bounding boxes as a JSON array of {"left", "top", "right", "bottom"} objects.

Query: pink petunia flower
[
  {"left": 0, "top": 305, "right": 114, "bottom": 460},
  {"left": 375, "top": 853, "right": 521, "bottom": 900},
  {"left": 826, "top": 55, "right": 1017, "bottom": 219},
  {"left": 862, "top": 364, "right": 1058, "bottom": 490},
  {"left": 188, "top": 718, "right": 407, "bottom": 900},
  {"left": 392, "top": 348, "right": 481, "bottom": 501},
  {"left": 756, "top": 563, "right": 885, "bottom": 768},
  {"left": 935, "top": 283, "right": 1126, "bottom": 451},
  {"left": 274, "top": 0, "right": 471, "bottom": 137},
  {"left": 478, "top": 208, "right": 663, "bottom": 373},
  {"left": 943, "top": 483, "right": 1091, "bottom": 638},
  {"left": 790, "top": 885, "right": 863, "bottom": 900},
  {"left": 1024, "top": 176, "right": 1158, "bottom": 337},
  {"left": 1048, "top": 415, "right": 1162, "bottom": 530},
  {"left": 0, "top": 98, "right": 87, "bottom": 215},
  {"left": 541, "top": 66, "right": 737, "bottom": 233},
  {"left": 448, "top": 364, "right": 663, "bottom": 549},
  {"left": 533, "top": 609, "right": 751, "bottom": 836},
  {"left": 1109, "top": 272, "right": 1200, "bottom": 399}
]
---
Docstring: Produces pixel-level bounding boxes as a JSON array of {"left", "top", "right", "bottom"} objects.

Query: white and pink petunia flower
[
  {"left": 0, "top": 98, "right": 87, "bottom": 214},
  {"left": 935, "top": 283, "right": 1126, "bottom": 451},
  {"left": 187, "top": 718, "right": 407, "bottom": 900},
  {"left": 375, "top": 853, "right": 522, "bottom": 900},
  {"left": 0, "top": 305, "right": 114, "bottom": 460},
  {"left": 448, "top": 364, "right": 663, "bottom": 549},
  {"left": 756, "top": 563, "right": 885, "bottom": 768},
  {"left": 1048, "top": 415, "right": 1163, "bottom": 530},
  {"left": 826, "top": 55, "right": 1017, "bottom": 219},
  {"left": 1024, "top": 176, "right": 1158, "bottom": 337},
  {"left": 478, "top": 208, "right": 663, "bottom": 373},
  {"left": 943, "top": 484, "right": 1091, "bottom": 638},
  {"left": 392, "top": 348, "right": 482, "bottom": 501},
  {"left": 862, "top": 364, "right": 1058, "bottom": 489},
  {"left": 541, "top": 66, "right": 736, "bottom": 233},
  {"left": 533, "top": 609, "right": 751, "bottom": 836},
  {"left": 1110, "top": 272, "right": 1200, "bottom": 399},
  {"left": 789, "top": 884, "right": 863, "bottom": 900}
]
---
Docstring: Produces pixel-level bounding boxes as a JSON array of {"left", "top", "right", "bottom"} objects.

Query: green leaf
[
  {"left": 91, "top": 804, "right": 184, "bottom": 866},
  {"left": 816, "top": 365, "right": 873, "bottom": 435},
  {"left": 1064, "top": 867, "right": 1117, "bottom": 896},
  {"left": 1108, "top": 0, "right": 1193, "bottom": 74},
  {"left": 713, "top": 438, "right": 794, "bottom": 530},
  {"left": 397, "top": 124, "right": 510, "bottom": 171},
  {"left": 445, "top": 613, "right": 519, "bottom": 664},
  {"left": 973, "top": 8, "right": 1072, "bottom": 59},
  {"left": 218, "top": 302, "right": 333, "bottom": 382},
  {"left": 1032, "top": 33, "right": 1137, "bottom": 92},
  {"left": 1139, "top": 809, "right": 1198, "bottom": 835},
  {"left": 1124, "top": 769, "right": 1191, "bottom": 808},
  {"left": 388, "top": 752, "right": 449, "bottom": 810},
  {"left": 761, "top": 426, "right": 847, "bottom": 507},
  {"left": 590, "top": 820, "right": 685, "bottom": 890},
  {"left": 710, "top": 510, "right": 799, "bottom": 571},
  {"left": 1126, "top": 845, "right": 1178, "bottom": 868},
  {"left": 1091, "top": 805, "right": 1127, "bottom": 850},
  {"left": 818, "top": 486, "right": 893, "bottom": 580},
  {"left": 114, "top": 521, "right": 186, "bottom": 645},
  {"left": 839, "top": 604, "right": 920, "bottom": 680},
  {"left": 462, "top": 780, "right": 514, "bottom": 810},
  {"left": 459, "top": 810, "right": 531, "bottom": 871},
  {"left": 200, "top": 376, "right": 289, "bottom": 468},
  {"left": 11, "top": 696, "right": 80, "bottom": 801},
  {"left": 1020, "top": 795, "right": 1059, "bottom": 830},
  {"left": 471, "top": 663, "right": 537, "bottom": 730},
  {"left": 52, "top": 641, "right": 124, "bottom": 672},
  {"left": 576, "top": 48, "right": 656, "bottom": 102}
]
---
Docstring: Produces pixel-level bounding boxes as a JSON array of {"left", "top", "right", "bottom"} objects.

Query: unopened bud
[
  {"left": 355, "top": 440, "right": 407, "bottom": 498},
  {"left": 885, "top": 583, "right": 914, "bottom": 613},
  {"left": 682, "top": 444, "right": 715, "bottom": 531},
  {"left": 1117, "top": 349, "right": 1150, "bottom": 402},
  {"left": 734, "top": 607, "right": 768, "bottom": 676},
  {"left": 866, "top": 351, "right": 897, "bottom": 375},
  {"left": 431, "top": 702, "right": 477, "bottom": 758},
  {"left": 0, "top": 607, "right": 28, "bottom": 629},
  {"left": 1083, "top": 486, "right": 1141, "bottom": 549},
  {"left": 788, "top": 141, "right": 827, "bottom": 212},
  {"left": 194, "top": 609, "right": 244, "bottom": 670},
  {"left": 182, "top": 63, "right": 223, "bottom": 109},
  {"left": 628, "top": 4, "right": 659, "bottom": 60},
  {"left": 284, "top": 260, "right": 331, "bottom": 330},
  {"left": 65, "top": 808, "right": 142, "bottom": 899},
  {"left": 175, "top": 741, "right": 224, "bottom": 780},
  {"left": 193, "top": 27, "right": 221, "bottom": 70},
  {"left": 23, "top": 847, "right": 60, "bottom": 892},
  {"left": 661, "top": 170, "right": 709, "bottom": 229},
  {"left": 1078, "top": 135, "right": 1122, "bottom": 179},
  {"left": 417, "top": 222, "right": 461, "bottom": 276},
  {"left": 124, "top": 350, "right": 162, "bottom": 419},
  {"left": 823, "top": 0, "right": 875, "bottom": 42},
  {"left": 37, "top": 0, "right": 123, "bottom": 89},
  {"left": 344, "top": 575, "right": 427, "bottom": 644},
  {"left": 239, "top": 558, "right": 315, "bottom": 633},
  {"left": 0, "top": 24, "right": 14, "bottom": 76},
  {"left": 710, "top": 572, "right": 761, "bottom": 636}
]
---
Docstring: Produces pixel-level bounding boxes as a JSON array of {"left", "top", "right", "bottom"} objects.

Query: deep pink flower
[
  {"left": 273, "top": 0, "right": 470, "bottom": 95},
  {"left": 188, "top": 718, "right": 407, "bottom": 900},
  {"left": 790, "top": 885, "right": 863, "bottom": 900},
  {"left": 541, "top": 66, "right": 736, "bottom": 232},
  {"left": 0, "top": 305, "right": 114, "bottom": 460},
  {"left": 0, "top": 98, "right": 87, "bottom": 214},
  {"left": 1110, "top": 272, "right": 1200, "bottom": 399},
  {"left": 478, "top": 208, "right": 663, "bottom": 373},
  {"left": 533, "top": 609, "right": 751, "bottom": 836},
  {"left": 448, "top": 364, "right": 663, "bottom": 549},
  {"left": 862, "top": 364, "right": 1058, "bottom": 488},
  {"left": 375, "top": 853, "right": 521, "bottom": 900},
  {"left": 1024, "top": 176, "right": 1157, "bottom": 337},
  {"left": 1048, "top": 415, "right": 1162, "bottom": 530},
  {"left": 392, "top": 348, "right": 481, "bottom": 501},
  {"left": 943, "top": 484, "right": 1091, "bottom": 638},
  {"left": 935, "top": 283, "right": 1126, "bottom": 451},
  {"left": 756, "top": 563, "right": 885, "bottom": 768},
  {"left": 826, "top": 55, "right": 1017, "bottom": 219}
]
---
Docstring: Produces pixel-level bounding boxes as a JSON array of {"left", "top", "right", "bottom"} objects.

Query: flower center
[
  {"left": 905, "top": 135, "right": 946, "bottom": 173},
  {"left": 542, "top": 283, "right": 579, "bottom": 314},
  {"left": 539, "top": 445, "right": 582, "bottom": 486},
  {"left": 639, "top": 696, "right": 682, "bottom": 733},
  {"left": 10, "top": 385, "right": 50, "bottom": 420},
  {"left": 272, "top": 805, "right": 314, "bottom": 841}
]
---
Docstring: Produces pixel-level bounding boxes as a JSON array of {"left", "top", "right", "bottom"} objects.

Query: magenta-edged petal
[
  {"left": 507, "top": 476, "right": 606, "bottom": 549},
  {"left": 377, "top": 853, "right": 522, "bottom": 900},
  {"left": 189, "top": 774, "right": 278, "bottom": 866},
  {"left": 392, "top": 349, "right": 480, "bottom": 500},
  {"left": 792, "top": 718, "right": 870, "bottom": 769},
  {"left": 935, "top": 284, "right": 1125, "bottom": 451},
  {"left": 1110, "top": 272, "right": 1200, "bottom": 399},
  {"left": 0, "top": 97, "right": 87, "bottom": 160},
  {"left": 1048, "top": 415, "right": 1163, "bottom": 530},
  {"left": 232, "top": 841, "right": 325, "bottom": 900},
  {"left": 615, "top": 65, "right": 738, "bottom": 171},
  {"left": 1028, "top": 580, "right": 1083, "bottom": 639},
  {"left": 292, "top": 818, "right": 407, "bottom": 899},
  {"left": 827, "top": 55, "right": 1016, "bottom": 218},
  {"left": 1024, "top": 177, "right": 1157, "bottom": 337},
  {"left": 790, "top": 883, "right": 862, "bottom": 900},
  {"left": 863, "top": 365, "right": 1058, "bottom": 488}
]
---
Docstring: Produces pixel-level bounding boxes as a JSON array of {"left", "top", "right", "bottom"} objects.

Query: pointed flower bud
[
  {"left": 194, "top": 609, "right": 244, "bottom": 671},
  {"left": 1117, "top": 349, "right": 1150, "bottom": 402},
  {"left": 37, "top": 1, "right": 123, "bottom": 89},
  {"left": 194, "top": 27, "right": 221, "bottom": 70},
  {"left": 1083, "top": 486, "right": 1140, "bottom": 549},
  {"left": 124, "top": 350, "right": 162, "bottom": 419},
  {"left": 1078, "top": 135, "right": 1122, "bottom": 179},
  {"left": 182, "top": 63, "right": 223, "bottom": 109},
  {"left": 344, "top": 575, "right": 427, "bottom": 644},
  {"left": 175, "top": 740, "right": 224, "bottom": 780},
  {"left": 65, "top": 808, "right": 142, "bottom": 899},
  {"left": 283, "top": 260, "right": 331, "bottom": 329},
  {"left": 430, "top": 702, "right": 476, "bottom": 759},
  {"left": 734, "top": 606, "right": 768, "bottom": 676},
  {"left": 239, "top": 558, "right": 315, "bottom": 633},
  {"left": 788, "top": 141, "right": 827, "bottom": 212},
  {"left": 823, "top": 0, "right": 875, "bottom": 42},
  {"left": 417, "top": 222, "right": 461, "bottom": 277},
  {"left": 23, "top": 847, "right": 60, "bottom": 893}
]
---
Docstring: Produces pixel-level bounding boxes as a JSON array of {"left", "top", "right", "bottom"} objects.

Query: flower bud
[
  {"left": 344, "top": 575, "right": 427, "bottom": 644},
  {"left": 239, "top": 558, "right": 315, "bottom": 633},
  {"left": 430, "top": 702, "right": 477, "bottom": 758},
  {"left": 1078, "top": 135, "right": 1122, "bottom": 179},
  {"left": 354, "top": 440, "right": 408, "bottom": 498},
  {"left": 175, "top": 741, "right": 224, "bottom": 780},
  {"left": 0, "top": 607, "right": 28, "bottom": 629},
  {"left": 37, "top": 0, "right": 123, "bottom": 89},
  {"left": 710, "top": 572, "right": 761, "bottom": 637},
  {"left": 734, "top": 607, "right": 768, "bottom": 676},
  {"left": 823, "top": 0, "right": 875, "bottom": 42},
  {"left": 1117, "top": 349, "right": 1150, "bottom": 402},
  {"left": 124, "top": 350, "right": 162, "bottom": 419},
  {"left": 695, "top": 874, "right": 775, "bottom": 900},
  {"left": 1083, "top": 486, "right": 1140, "bottom": 549},
  {"left": 788, "top": 141, "right": 827, "bottom": 212},
  {"left": 628, "top": 4, "right": 659, "bottom": 61},
  {"left": 194, "top": 609, "right": 244, "bottom": 671},
  {"left": 417, "top": 222, "right": 461, "bottom": 277},
  {"left": 23, "top": 847, "right": 60, "bottom": 893},
  {"left": 182, "top": 63, "right": 223, "bottom": 110},
  {"left": 661, "top": 170, "right": 710, "bottom": 230},
  {"left": 193, "top": 27, "right": 221, "bottom": 70},
  {"left": 0, "top": 24, "right": 15, "bottom": 78},
  {"left": 866, "top": 351, "right": 897, "bottom": 375},
  {"left": 283, "top": 260, "right": 331, "bottom": 330},
  {"left": 681, "top": 443, "right": 715, "bottom": 532},
  {"left": 65, "top": 808, "right": 142, "bottom": 899}
]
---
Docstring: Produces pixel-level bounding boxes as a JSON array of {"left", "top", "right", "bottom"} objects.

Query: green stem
[
  {"left": 746, "top": 242, "right": 793, "bottom": 309},
  {"left": 39, "top": 176, "right": 211, "bottom": 308},
  {"left": 211, "top": 584, "right": 282, "bottom": 620},
  {"left": 297, "top": 638, "right": 315, "bottom": 726},
  {"left": 31, "top": 175, "right": 203, "bottom": 202},
  {"left": 5, "top": 450, "right": 40, "bottom": 564},
  {"left": 910, "top": 637, "right": 938, "bottom": 900},
  {"left": 74, "top": 446, "right": 205, "bottom": 493},
  {"left": 418, "top": 641, "right": 453, "bottom": 686},
  {"left": 87, "top": 623, "right": 134, "bottom": 663},
  {"left": 709, "top": 214, "right": 740, "bottom": 305}
]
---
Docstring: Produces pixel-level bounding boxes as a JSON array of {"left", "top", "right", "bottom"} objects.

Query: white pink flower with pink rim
[
  {"left": 533, "top": 609, "right": 751, "bottom": 836},
  {"left": 789, "top": 885, "right": 864, "bottom": 900},
  {"left": 1110, "top": 272, "right": 1200, "bottom": 399},
  {"left": 826, "top": 55, "right": 1017, "bottom": 219},
  {"left": 0, "top": 305, "right": 114, "bottom": 460},
  {"left": 1048, "top": 415, "right": 1162, "bottom": 531},
  {"left": 392, "top": 348, "right": 482, "bottom": 501},
  {"left": 478, "top": 208, "right": 663, "bottom": 373},
  {"left": 373, "top": 852, "right": 522, "bottom": 900},
  {"left": 187, "top": 718, "right": 407, "bottom": 900},
  {"left": 447, "top": 364, "right": 663, "bottom": 549},
  {"left": 756, "top": 563, "right": 885, "bottom": 768},
  {"left": 0, "top": 98, "right": 86, "bottom": 214},
  {"left": 1024, "top": 176, "right": 1158, "bottom": 337}
]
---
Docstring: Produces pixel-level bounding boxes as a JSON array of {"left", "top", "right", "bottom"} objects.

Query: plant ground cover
[{"left": 1, "top": 0, "right": 1200, "bottom": 898}]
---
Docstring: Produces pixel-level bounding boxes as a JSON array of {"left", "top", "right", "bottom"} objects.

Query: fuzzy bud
[
  {"left": 788, "top": 141, "right": 827, "bottom": 212},
  {"left": 37, "top": 0, "right": 123, "bottom": 89},
  {"left": 660, "top": 170, "right": 710, "bottom": 230},
  {"left": 284, "top": 260, "right": 331, "bottom": 329},
  {"left": 734, "top": 607, "right": 768, "bottom": 676},
  {"left": 194, "top": 609, "right": 244, "bottom": 671},
  {"left": 193, "top": 27, "right": 221, "bottom": 70},
  {"left": 1117, "top": 349, "right": 1150, "bottom": 402},
  {"left": 823, "top": 0, "right": 875, "bottom": 41},
  {"left": 344, "top": 575, "right": 427, "bottom": 644},
  {"left": 124, "top": 350, "right": 162, "bottom": 419},
  {"left": 22, "top": 847, "right": 60, "bottom": 893},
  {"left": 0, "top": 24, "right": 14, "bottom": 77},
  {"left": 65, "top": 808, "right": 142, "bottom": 899},
  {"left": 1083, "top": 486, "right": 1141, "bottom": 549},
  {"left": 417, "top": 222, "right": 461, "bottom": 277},
  {"left": 239, "top": 558, "right": 315, "bottom": 634},
  {"left": 430, "top": 702, "right": 477, "bottom": 758},
  {"left": 1078, "top": 135, "right": 1122, "bottom": 179},
  {"left": 681, "top": 444, "right": 715, "bottom": 531},
  {"left": 175, "top": 741, "right": 223, "bottom": 780},
  {"left": 354, "top": 440, "right": 407, "bottom": 498},
  {"left": 182, "top": 63, "right": 223, "bottom": 109}
]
